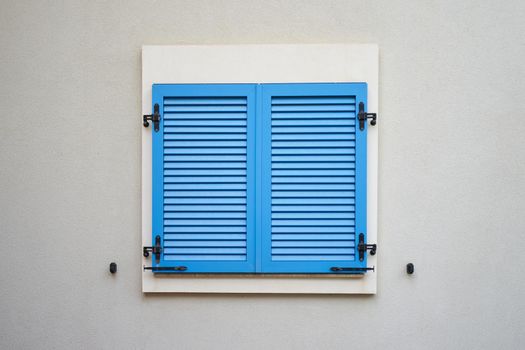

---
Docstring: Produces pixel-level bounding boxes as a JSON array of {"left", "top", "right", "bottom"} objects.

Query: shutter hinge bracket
[
  {"left": 329, "top": 234, "right": 377, "bottom": 273},
  {"left": 143, "top": 235, "right": 188, "bottom": 272},
  {"left": 143, "top": 103, "right": 160, "bottom": 132},
  {"left": 143, "top": 235, "right": 162, "bottom": 263},
  {"left": 358, "top": 102, "right": 377, "bottom": 131},
  {"left": 358, "top": 233, "right": 377, "bottom": 262}
]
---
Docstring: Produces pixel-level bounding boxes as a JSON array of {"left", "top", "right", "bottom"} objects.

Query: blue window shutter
[
  {"left": 151, "top": 84, "right": 257, "bottom": 273},
  {"left": 259, "top": 83, "right": 368, "bottom": 273}
]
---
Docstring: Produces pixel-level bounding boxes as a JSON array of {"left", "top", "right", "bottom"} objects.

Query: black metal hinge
[
  {"left": 143, "top": 235, "right": 162, "bottom": 263},
  {"left": 358, "top": 233, "right": 377, "bottom": 262},
  {"left": 357, "top": 102, "right": 377, "bottom": 131},
  {"left": 143, "top": 103, "right": 160, "bottom": 132},
  {"left": 143, "top": 235, "right": 188, "bottom": 272},
  {"left": 330, "top": 234, "right": 377, "bottom": 273}
]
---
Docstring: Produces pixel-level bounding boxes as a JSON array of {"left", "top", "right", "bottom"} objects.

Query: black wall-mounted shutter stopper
[{"left": 109, "top": 262, "right": 117, "bottom": 274}]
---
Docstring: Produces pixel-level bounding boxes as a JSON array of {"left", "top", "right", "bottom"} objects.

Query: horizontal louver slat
[
  {"left": 164, "top": 212, "right": 246, "bottom": 219},
  {"left": 271, "top": 105, "right": 355, "bottom": 112},
  {"left": 165, "top": 241, "right": 247, "bottom": 247},
  {"left": 164, "top": 97, "right": 247, "bottom": 105},
  {"left": 272, "top": 234, "right": 355, "bottom": 240},
  {"left": 164, "top": 255, "right": 246, "bottom": 261},
  {"left": 164, "top": 226, "right": 246, "bottom": 233},
  {"left": 164, "top": 147, "right": 246, "bottom": 155},
  {"left": 272, "top": 119, "right": 356, "bottom": 126},
  {"left": 165, "top": 233, "right": 246, "bottom": 240},
  {"left": 272, "top": 241, "right": 355, "bottom": 247},
  {"left": 272, "top": 198, "right": 355, "bottom": 205},
  {"left": 164, "top": 140, "right": 246, "bottom": 148},
  {"left": 272, "top": 227, "right": 354, "bottom": 233},
  {"left": 164, "top": 134, "right": 246, "bottom": 140},
  {"left": 272, "top": 134, "right": 355, "bottom": 141},
  {"left": 271, "top": 176, "right": 355, "bottom": 183},
  {"left": 164, "top": 169, "right": 246, "bottom": 176},
  {"left": 165, "top": 205, "right": 246, "bottom": 212},
  {"left": 164, "top": 198, "right": 246, "bottom": 204},
  {"left": 164, "top": 105, "right": 247, "bottom": 112},
  {"left": 272, "top": 148, "right": 355, "bottom": 155},
  {"left": 272, "top": 212, "right": 355, "bottom": 219},
  {"left": 164, "top": 127, "right": 246, "bottom": 133},
  {"left": 272, "top": 205, "right": 355, "bottom": 212},
  {"left": 272, "top": 96, "right": 356, "bottom": 104},
  {"left": 273, "top": 141, "right": 355, "bottom": 148},
  {"left": 272, "top": 155, "right": 355, "bottom": 162},
  {"left": 164, "top": 113, "right": 247, "bottom": 120}
]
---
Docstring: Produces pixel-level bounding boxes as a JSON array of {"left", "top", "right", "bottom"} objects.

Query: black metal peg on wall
[{"left": 109, "top": 262, "right": 117, "bottom": 274}]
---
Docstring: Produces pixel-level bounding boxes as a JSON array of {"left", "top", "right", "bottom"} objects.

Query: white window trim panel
[{"left": 142, "top": 44, "right": 378, "bottom": 294}]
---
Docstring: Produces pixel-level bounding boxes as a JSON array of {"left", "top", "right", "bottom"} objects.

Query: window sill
[{"left": 143, "top": 272, "right": 374, "bottom": 294}]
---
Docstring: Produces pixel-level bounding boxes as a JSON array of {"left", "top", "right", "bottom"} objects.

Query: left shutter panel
[{"left": 151, "top": 84, "right": 256, "bottom": 273}]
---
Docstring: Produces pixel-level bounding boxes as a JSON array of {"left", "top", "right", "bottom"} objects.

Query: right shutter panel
[{"left": 259, "top": 83, "right": 368, "bottom": 273}]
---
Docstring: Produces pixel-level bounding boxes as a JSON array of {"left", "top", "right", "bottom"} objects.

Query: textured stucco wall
[{"left": 1, "top": 1, "right": 524, "bottom": 349}]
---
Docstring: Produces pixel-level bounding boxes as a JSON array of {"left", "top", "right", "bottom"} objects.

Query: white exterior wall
[{"left": 1, "top": 1, "right": 524, "bottom": 349}]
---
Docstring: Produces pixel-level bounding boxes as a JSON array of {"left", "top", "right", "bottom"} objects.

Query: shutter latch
[
  {"left": 357, "top": 102, "right": 377, "bottom": 131},
  {"left": 144, "top": 266, "right": 188, "bottom": 272},
  {"left": 143, "top": 235, "right": 162, "bottom": 263},
  {"left": 143, "top": 103, "right": 160, "bottom": 132},
  {"left": 358, "top": 233, "right": 377, "bottom": 261},
  {"left": 330, "top": 266, "right": 375, "bottom": 273}
]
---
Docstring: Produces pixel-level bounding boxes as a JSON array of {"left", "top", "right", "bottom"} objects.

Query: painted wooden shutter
[
  {"left": 151, "top": 84, "right": 256, "bottom": 273},
  {"left": 259, "top": 83, "right": 368, "bottom": 273}
]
